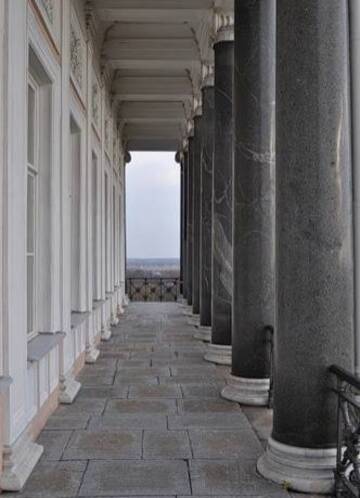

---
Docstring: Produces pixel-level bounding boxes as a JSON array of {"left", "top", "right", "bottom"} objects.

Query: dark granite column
[
  {"left": 221, "top": 0, "right": 275, "bottom": 405},
  {"left": 192, "top": 116, "right": 203, "bottom": 316},
  {"left": 195, "top": 77, "right": 214, "bottom": 342},
  {"left": 178, "top": 153, "right": 184, "bottom": 296},
  {"left": 205, "top": 24, "right": 234, "bottom": 365},
  {"left": 257, "top": 1, "right": 354, "bottom": 493},
  {"left": 182, "top": 150, "right": 188, "bottom": 299},
  {"left": 186, "top": 137, "right": 194, "bottom": 306}
]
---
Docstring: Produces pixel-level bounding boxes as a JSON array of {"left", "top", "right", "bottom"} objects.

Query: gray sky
[{"left": 126, "top": 152, "right": 180, "bottom": 259}]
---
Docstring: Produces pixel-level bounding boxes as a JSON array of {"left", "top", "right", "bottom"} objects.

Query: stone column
[
  {"left": 186, "top": 137, "right": 194, "bottom": 306},
  {"left": 195, "top": 65, "right": 215, "bottom": 343},
  {"left": 192, "top": 115, "right": 203, "bottom": 316},
  {"left": 205, "top": 16, "right": 234, "bottom": 365},
  {"left": 257, "top": 1, "right": 354, "bottom": 494},
  {"left": 182, "top": 149, "right": 188, "bottom": 300},
  {"left": 221, "top": 0, "right": 275, "bottom": 405}
]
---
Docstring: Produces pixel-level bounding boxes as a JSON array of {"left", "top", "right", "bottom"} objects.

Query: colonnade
[{"left": 180, "top": 1, "right": 355, "bottom": 494}]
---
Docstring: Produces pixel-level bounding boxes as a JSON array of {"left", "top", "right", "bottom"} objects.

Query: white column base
[
  {"left": 117, "top": 304, "right": 125, "bottom": 317},
  {"left": 204, "top": 344, "right": 231, "bottom": 365},
  {"left": 0, "top": 432, "right": 43, "bottom": 491},
  {"left": 193, "top": 326, "right": 211, "bottom": 342},
  {"left": 188, "top": 316, "right": 200, "bottom": 326},
  {"left": 59, "top": 374, "right": 81, "bottom": 404},
  {"left": 85, "top": 344, "right": 100, "bottom": 364},
  {"left": 221, "top": 375, "right": 270, "bottom": 406},
  {"left": 257, "top": 437, "right": 336, "bottom": 494},
  {"left": 123, "top": 295, "right": 130, "bottom": 307},
  {"left": 101, "top": 324, "right": 112, "bottom": 341},
  {"left": 110, "top": 312, "right": 119, "bottom": 327}
]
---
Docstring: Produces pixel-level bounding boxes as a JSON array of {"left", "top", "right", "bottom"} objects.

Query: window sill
[
  {"left": 27, "top": 332, "right": 65, "bottom": 363},
  {"left": 93, "top": 299, "right": 105, "bottom": 311},
  {"left": 71, "top": 311, "right": 91, "bottom": 330}
]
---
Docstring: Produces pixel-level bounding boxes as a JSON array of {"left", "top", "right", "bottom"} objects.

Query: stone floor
[{"left": 4, "top": 303, "right": 326, "bottom": 497}]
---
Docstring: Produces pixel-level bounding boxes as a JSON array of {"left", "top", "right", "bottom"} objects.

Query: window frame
[{"left": 26, "top": 74, "right": 40, "bottom": 340}]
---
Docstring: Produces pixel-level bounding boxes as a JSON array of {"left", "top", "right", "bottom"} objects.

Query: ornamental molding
[
  {"left": 41, "top": 0, "right": 54, "bottom": 24},
  {"left": 214, "top": 11, "right": 234, "bottom": 44},
  {"left": 92, "top": 79, "right": 100, "bottom": 128},
  {"left": 70, "top": 22, "right": 83, "bottom": 89}
]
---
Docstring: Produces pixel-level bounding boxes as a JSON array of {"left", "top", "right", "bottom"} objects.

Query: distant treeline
[{"left": 127, "top": 258, "right": 180, "bottom": 278}]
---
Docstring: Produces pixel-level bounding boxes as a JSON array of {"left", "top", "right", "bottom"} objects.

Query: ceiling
[{"left": 92, "top": 0, "right": 233, "bottom": 152}]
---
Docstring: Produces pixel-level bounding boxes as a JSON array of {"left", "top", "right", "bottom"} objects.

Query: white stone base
[
  {"left": 117, "top": 304, "right": 125, "bottom": 317},
  {"left": 0, "top": 432, "right": 43, "bottom": 491},
  {"left": 221, "top": 375, "right": 270, "bottom": 406},
  {"left": 204, "top": 344, "right": 231, "bottom": 365},
  {"left": 101, "top": 325, "right": 112, "bottom": 341},
  {"left": 85, "top": 344, "right": 100, "bottom": 364},
  {"left": 193, "top": 326, "right": 211, "bottom": 342},
  {"left": 110, "top": 313, "right": 120, "bottom": 327},
  {"left": 188, "top": 316, "right": 200, "bottom": 326},
  {"left": 59, "top": 374, "right": 81, "bottom": 404},
  {"left": 257, "top": 437, "right": 336, "bottom": 494},
  {"left": 123, "top": 295, "right": 130, "bottom": 307}
]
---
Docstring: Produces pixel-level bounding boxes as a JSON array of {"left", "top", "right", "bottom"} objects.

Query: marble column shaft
[
  {"left": 182, "top": 152, "right": 188, "bottom": 299},
  {"left": 211, "top": 40, "right": 234, "bottom": 346},
  {"left": 186, "top": 138, "right": 194, "bottom": 306},
  {"left": 200, "top": 87, "right": 214, "bottom": 327},
  {"left": 231, "top": 0, "right": 275, "bottom": 381},
  {"left": 192, "top": 117, "right": 202, "bottom": 315},
  {"left": 273, "top": 0, "right": 354, "bottom": 449}
]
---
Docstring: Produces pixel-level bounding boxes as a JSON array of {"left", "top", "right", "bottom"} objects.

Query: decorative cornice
[
  {"left": 214, "top": 11, "right": 234, "bottom": 44},
  {"left": 201, "top": 62, "right": 215, "bottom": 88}
]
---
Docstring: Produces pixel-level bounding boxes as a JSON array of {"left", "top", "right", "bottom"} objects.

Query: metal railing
[
  {"left": 127, "top": 277, "right": 180, "bottom": 302},
  {"left": 330, "top": 365, "right": 360, "bottom": 497},
  {"left": 264, "top": 325, "right": 274, "bottom": 409}
]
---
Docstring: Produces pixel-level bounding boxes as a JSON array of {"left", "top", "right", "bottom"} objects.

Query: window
[
  {"left": 92, "top": 153, "right": 98, "bottom": 298},
  {"left": 26, "top": 78, "right": 39, "bottom": 338}
]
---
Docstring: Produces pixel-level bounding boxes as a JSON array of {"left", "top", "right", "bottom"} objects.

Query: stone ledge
[
  {"left": 71, "top": 311, "right": 90, "bottom": 330},
  {"left": 27, "top": 332, "right": 65, "bottom": 363}
]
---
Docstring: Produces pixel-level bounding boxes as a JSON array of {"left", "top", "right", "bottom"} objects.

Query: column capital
[
  {"left": 213, "top": 11, "right": 234, "bottom": 44},
  {"left": 201, "top": 62, "right": 215, "bottom": 89}
]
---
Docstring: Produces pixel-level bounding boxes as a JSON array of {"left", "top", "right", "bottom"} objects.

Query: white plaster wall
[{"left": 1, "top": 0, "right": 127, "bottom": 454}]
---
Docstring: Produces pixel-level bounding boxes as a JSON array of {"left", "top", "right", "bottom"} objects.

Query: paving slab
[
  {"left": 190, "top": 460, "right": 289, "bottom": 496},
  {"left": 44, "top": 414, "right": 90, "bottom": 430},
  {"left": 168, "top": 413, "right": 251, "bottom": 430},
  {"left": 54, "top": 398, "right": 106, "bottom": 416},
  {"left": 128, "top": 384, "right": 182, "bottom": 399},
  {"left": 89, "top": 414, "right": 168, "bottom": 430},
  {"left": 178, "top": 399, "right": 241, "bottom": 414},
  {"left": 105, "top": 398, "right": 178, "bottom": 415},
  {"left": 189, "top": 429, "right": 263, "bottom": 459},
  {"left": 62, "top": 429, "right": 142, "bottom": 460},
  {"left": 37, "top": 430, "right": 72, "bottom": 461},
  {"left": 79, "top": 460, "right": 191, "bottom": 496},
  {"left": 143, "top": 430, "right": 192, "bottom": 459},
  {"left": 180, "top": 384, "right": 223, "bottom": 398},
  {"left": 21, "top": 461, "right": 87, "bottom": 498},
  {"left": 78, "top": 386, "right": 129, "bottom": 399}
]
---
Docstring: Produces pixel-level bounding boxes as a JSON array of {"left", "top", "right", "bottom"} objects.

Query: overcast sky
[{"left": 126, "top": 152, "right": 180, "bottom": 259}]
